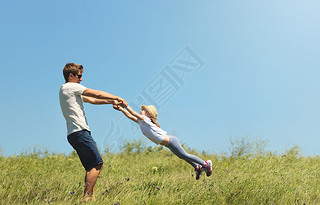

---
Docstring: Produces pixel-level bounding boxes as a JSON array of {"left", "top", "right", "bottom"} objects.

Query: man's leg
[
  {"left": 68, "top": 130, "right": 104, "bottom": 201},
  {"left": 83, "top": 164, "right": 103, "bottom": 201}
]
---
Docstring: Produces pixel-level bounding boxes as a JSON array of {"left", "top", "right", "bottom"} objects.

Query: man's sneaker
[
  {"left": 195, "top": 164, "right": 202, "bottom": 180},
  {"left": 203, "top": 160, "right": 212, "bottom": 177}
]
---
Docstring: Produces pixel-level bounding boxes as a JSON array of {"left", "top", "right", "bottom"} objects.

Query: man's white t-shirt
[
  {"left": 138, "top": 115, "right": 167, "bottom": 144},
  {"left": 59, "top": 82, "right": 90, "bottom": 135}
]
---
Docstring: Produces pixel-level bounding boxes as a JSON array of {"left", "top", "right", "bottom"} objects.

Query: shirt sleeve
[
  {"left": 70, "top": 83, "right": 86, "bottom": 96},
  {"left": 142, "top": 115, "right": 149, "bottom": 122},
  {"left": 137, "top": 115, "right": 148, "bottom": 125}
]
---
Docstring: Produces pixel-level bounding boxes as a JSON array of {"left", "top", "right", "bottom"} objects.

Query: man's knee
[
  {"left": 96, "top": 163, "right": 103, "bottom": 170},
  {"left": 87, "top": 163, "right": 103, "bottom": 172}
]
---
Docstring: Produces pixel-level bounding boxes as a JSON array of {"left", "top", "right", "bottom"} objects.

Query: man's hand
[
  {"left": 113, "top": 100, "right": 124, "bottom": 111},
  {"left": 117, "top": 98, "right": 128, "bottom": 108}
]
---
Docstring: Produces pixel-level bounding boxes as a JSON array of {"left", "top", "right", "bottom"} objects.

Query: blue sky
[{"left": 0, "top": 1, "right": 319, "bottom": 156}]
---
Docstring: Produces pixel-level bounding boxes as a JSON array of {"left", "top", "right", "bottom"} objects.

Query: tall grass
[{"left": 1, "top": 139, "right": 320, "bottom": 204}]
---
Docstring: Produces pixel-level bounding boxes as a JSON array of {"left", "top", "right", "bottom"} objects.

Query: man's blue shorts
[{"left": 67, "top": 129, "right": 103, "bottom": 171}]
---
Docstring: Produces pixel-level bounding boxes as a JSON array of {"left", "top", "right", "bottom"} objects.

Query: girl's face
[{"left": 140, "top": 108, "right": 151, "bottom": 118}]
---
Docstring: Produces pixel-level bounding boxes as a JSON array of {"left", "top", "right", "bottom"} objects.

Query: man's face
[{"left": 69, "top": 70, "right": 83, "bottom": 83}]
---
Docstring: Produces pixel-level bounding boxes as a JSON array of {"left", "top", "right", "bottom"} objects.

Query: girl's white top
[
  {"left": 138, "top": 115, "right": 167, "bottom": 144},
  {"left": 59, "top": 82, "right": 90, "bottom": 135}
]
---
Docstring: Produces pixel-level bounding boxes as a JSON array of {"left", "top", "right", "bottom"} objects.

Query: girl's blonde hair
[
  {"left": 150, "top": 116, "right": 160, "bottom": 128},
  {"left": 142, "top": 105, "right": 160, "bottom": 128}
]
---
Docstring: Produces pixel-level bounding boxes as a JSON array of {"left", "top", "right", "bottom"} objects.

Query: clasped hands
[{"left": 113, "top": 98, "right": 127, "bottom": 111}]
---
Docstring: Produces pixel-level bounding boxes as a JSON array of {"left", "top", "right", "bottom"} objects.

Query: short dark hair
[{"left": 63, "top": 63, "right": 83, "bottom": 82}]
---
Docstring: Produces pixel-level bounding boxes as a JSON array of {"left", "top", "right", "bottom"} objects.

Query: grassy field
[{"left": 1, "top": 143, "right": 320, "bottom": 204}]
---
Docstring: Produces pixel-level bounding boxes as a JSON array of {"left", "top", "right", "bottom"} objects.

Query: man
[{"left": 59, "top": 63, "right": 127, "bottom": 202}]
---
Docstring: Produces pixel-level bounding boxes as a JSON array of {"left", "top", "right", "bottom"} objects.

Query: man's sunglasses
[{"left": 73, "top": 73, "right": 82, "bottom": 79}]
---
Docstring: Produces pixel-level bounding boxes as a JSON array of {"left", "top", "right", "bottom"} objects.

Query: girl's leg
[{"left": 166, "top": 136, "right": 205, "bottom": 168}]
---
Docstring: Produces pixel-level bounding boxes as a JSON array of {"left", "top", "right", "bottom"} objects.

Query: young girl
[{"left": 115, "top": 104, "right": 212, "bottom": 180}]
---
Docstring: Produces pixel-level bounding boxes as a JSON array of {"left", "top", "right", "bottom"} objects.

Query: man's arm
[
  {"left": 125, "top": 106, "right": 143, "bottom": 120},
  {"left": 82, "top": 88, "right": 127, "bottom": 106},
  {"left": 82, "top": 96, "right": 115, "bottom": 105},
  {"left": 118, "top": 107, "right": 139, "bottom": 123}
]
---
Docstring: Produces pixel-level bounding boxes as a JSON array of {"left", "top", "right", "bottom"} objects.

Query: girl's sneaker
[
  {"left": 195, "top": 164, "right": 202, "bottom": 180},
  {"left": 203, "top": 160, "right": 212, "bottom": 177}
]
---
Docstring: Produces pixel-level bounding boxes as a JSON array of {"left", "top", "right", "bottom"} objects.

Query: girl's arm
[
  {"left": 119, "top": 107, "right": 139, "bottom": 123},
  {"left": 125, "top": 106, "right": 144, "bottom": 120}
]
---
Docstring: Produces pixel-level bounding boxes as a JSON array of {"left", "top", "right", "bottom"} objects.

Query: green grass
[{"left": 1, "top": 148, "right": 320, "bottom": 204}]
